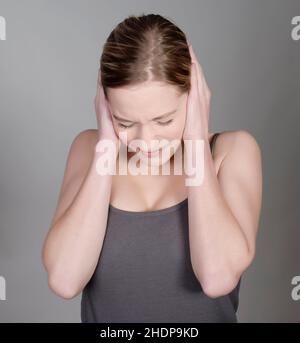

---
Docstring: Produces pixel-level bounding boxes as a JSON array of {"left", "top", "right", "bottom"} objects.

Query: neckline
[
  {"left": 109, "top": 197, "right": 188, "bottom": 217},
  {"left": 107, "top": 133, "right": 218, "bottom": 217}
]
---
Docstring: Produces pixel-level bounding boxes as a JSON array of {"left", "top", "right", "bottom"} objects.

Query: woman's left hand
[{"left": 183, "top": 43, "right": 211, "bottom": 142}]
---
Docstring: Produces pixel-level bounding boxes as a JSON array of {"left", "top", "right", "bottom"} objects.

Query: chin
[{"left": 138, "top": 153, "right": 171, "bottom": 168}]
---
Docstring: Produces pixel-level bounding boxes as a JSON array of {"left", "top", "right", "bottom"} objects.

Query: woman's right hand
[{"left": 94, "top": 69, "right": 119, "bottom": 148}]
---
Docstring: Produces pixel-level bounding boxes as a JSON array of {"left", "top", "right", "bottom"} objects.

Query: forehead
[{"left": 107, "top": 81, "right": 183, "bottom": 120}]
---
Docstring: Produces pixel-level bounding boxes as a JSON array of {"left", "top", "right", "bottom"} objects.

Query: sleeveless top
[{"left": 81, "top": 132, "right": 242, "bottom": 323}]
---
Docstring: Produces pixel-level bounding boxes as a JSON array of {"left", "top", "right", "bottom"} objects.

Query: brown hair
[{"left": 100, "top": 13, "right": 192, "bottom": 99}]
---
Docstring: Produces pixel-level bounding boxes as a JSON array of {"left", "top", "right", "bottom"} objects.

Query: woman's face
[{"left": 106, "top": 81, "right": 188, "bottom": 167}]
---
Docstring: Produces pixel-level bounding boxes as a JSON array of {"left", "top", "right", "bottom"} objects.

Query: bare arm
[
  {"left": 187, "top": 130, "right": 263, "bottom": 298},
  {"left": 42, "top": 129, "right": 115, "bottom": 299}
]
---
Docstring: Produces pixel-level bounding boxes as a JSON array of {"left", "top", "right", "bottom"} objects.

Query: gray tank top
[{"left": 81, "top": 133, "right": 242, "bottom": 323}]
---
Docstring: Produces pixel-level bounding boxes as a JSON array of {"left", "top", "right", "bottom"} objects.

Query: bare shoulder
[
  {"left": 67, "top": 129, "right": 98, "bottom": 172},
  {"left": 214, "top": 130, "right": 261, "bottom": 165},
  {"left": 49, "top": 129, "right": 98, "bottom": 227},
  {"left": 70, "top": 128, "right": 98, "bottom": 153}
]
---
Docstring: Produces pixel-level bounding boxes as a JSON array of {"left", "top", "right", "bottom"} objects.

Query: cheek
[
  {"left": 111, "top": 120, "right": 130, "bottom": 143},
  {"left": 115, "top": 127, "right": 135, "bottom": 149},
  {"left": 168, "top": 114, "right": 186, "bottom": 140},
  {"left": 165, "top": 126, "right": 181, "bottom": 141},
  {"left": 179, "top": 110, "right": 187, "bottom": 137}
]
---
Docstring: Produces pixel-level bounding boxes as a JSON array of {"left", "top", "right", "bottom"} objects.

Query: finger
[
  {"left": 191, "top": 55, "right": 209, "bottom": 99},
  {"left": 188, "top": 44, "right": 211, "bottom": 125},
  {"left": 97, "top": 73, "right": 111, "bottom": 121},
  {"left": 199, "top": 66, "right": 210, "bottom": 100},
  {"left": 189, "top": 45, "right": 210, "bottom": 100},
  {"left": 188, "top": 45, "right": 200, "bottom": 99},
  {"left": 95, "top": 70, "right": 100, "bottom": 101},
  {"left": 97, "top": 70, "right": 106, "bottom": 102},
  {"left": 97, "top": 68, "right": 101, "bottom": 87},
  {"left": 199, "top": 65, "right": 211, "bottom": 103},
  {"left": 189, "top": 45, "right": 205, "bottom": 94},
  {"left": 188, "top": 63, "right": 201, "bottom": 116},
  {"left": 96, "top": 71, "right": 106, "bottom": 104},
  {"left": 190, "top": 63, "right": 198, "bottom": 98},
  {"left": 189, "top": 45, "right": 205, "bottom": 86}
]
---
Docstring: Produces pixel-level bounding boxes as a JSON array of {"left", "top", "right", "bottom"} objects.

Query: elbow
[
  {"left": 43, "top": 257, "right": 80, "bottom": 300},
  {"left": 48, "top": 272, "right": 80, "bottom": 300},
  {"left": 41, "top": 239, "right": 81, "bottom": 300},
  {"left": 201, "top": 273, "right": 239, "bottom": 298},
  {"left": 191, "top": 262, "right": 240, "bottom": 298},
  {"left": 201, "top": 247, "right": 256, "bottom": 299},
  {"left": 200, "top": 256, "right": 254, "bottom": 298},
  {"left": 196, "top": 258, "right": 252, "bottom": 299}
]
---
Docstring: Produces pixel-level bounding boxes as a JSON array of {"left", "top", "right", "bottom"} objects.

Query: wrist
[{"left": 183, "top": 134, "right": 208, "bottom": 153}]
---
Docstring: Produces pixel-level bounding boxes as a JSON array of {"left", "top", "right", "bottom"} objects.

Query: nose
[{"left": 135, "top": 125, "right": 161, "bottom": 151}]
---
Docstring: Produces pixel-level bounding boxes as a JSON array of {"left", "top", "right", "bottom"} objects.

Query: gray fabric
[{"left": 81, "top": 133, "right": 242, "bottom": 323}]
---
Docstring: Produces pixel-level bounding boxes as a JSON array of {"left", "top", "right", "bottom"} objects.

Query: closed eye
[
  {"left": 117, "top": 119, "right": 174, "bottom": 129},
  {"left": 117, "top": 123, "right": 134, "bottom": 129},
  {"left": 157, "top": 119, "right": 174, "bottom": 126}
]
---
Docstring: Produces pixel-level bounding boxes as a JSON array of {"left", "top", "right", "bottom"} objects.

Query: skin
[
  {"left": 107, "top": 81, "right": 187, "bottom": 169},
  {"left": 94, "top": 63, "right": 216, "bottom": 210},
  {"left": 184, "top": 43, "right": 262, "bottom": 297},
  {"left": 104, "top": 73, "right": 208, "bottom": 209},
  {"left": 42, "top": 43, "right": 262, "bottom": 300}
]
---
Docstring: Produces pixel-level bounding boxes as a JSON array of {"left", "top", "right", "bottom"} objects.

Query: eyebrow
[{"left": 112, "top": 109, "right": 177, "bottom": 123}]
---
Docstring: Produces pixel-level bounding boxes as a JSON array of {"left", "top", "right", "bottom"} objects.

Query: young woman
[{"left": 42, "top": 14, "right": 262, "bottom": 323}]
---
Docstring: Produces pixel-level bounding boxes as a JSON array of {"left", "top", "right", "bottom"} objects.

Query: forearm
[
  {"left": 43, "top": 149, "right": 115, "bottom": 298},
  {"left": 186, "top": 138, "right": 250, "bottom": 296}
]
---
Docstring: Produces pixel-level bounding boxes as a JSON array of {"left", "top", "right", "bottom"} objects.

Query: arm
[
  {"left": 42, "top": 129, "right": 115, "bottom": 299},
  {"left": 187, "top": 130, "right": 263, "bottom": 298}
]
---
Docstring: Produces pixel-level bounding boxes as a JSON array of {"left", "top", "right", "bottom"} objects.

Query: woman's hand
[
  {"left": 183, "top": 43, "right": 211, "bottom": 142},
  {"left": 95, "top": 69, "right": 119, "bottom": 145}
]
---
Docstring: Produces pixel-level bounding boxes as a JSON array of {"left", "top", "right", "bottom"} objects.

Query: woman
[{"left": 42, "top": 14, "right": 262, "bottom": 323}]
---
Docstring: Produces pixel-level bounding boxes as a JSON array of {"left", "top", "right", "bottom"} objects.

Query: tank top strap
[{"left": 209, "top": 132, "right": 220, "bottom": 156}]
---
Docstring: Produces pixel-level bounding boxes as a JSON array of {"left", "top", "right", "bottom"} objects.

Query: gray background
[{"left": 0, "top": 0, "right": 299, "bottom": 322}]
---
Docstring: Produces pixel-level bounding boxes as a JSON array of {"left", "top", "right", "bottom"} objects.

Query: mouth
[{"left": 139, "top": 148, "right": 161, "bottom": 157}]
